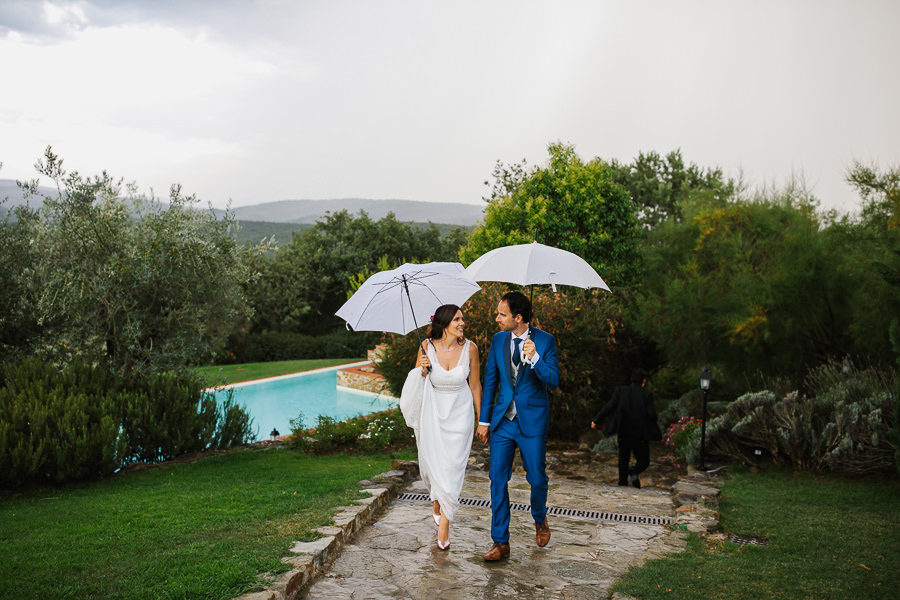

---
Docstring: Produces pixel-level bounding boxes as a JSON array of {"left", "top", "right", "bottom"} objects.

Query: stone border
[
  {"left": 234, "top": 460, "right": 418, "bottom": 600},
  {"left": 671, "top": 470, "right": 723, "bottom": 534}
]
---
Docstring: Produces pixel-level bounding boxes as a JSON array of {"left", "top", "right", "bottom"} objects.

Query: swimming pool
[{"left": 210, "top": 364, "right": 397, "bottom": 441}]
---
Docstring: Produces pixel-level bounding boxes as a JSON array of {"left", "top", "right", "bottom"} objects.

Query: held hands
[{"left": 476, "top": 424, "right": 490, "bottom": 444}]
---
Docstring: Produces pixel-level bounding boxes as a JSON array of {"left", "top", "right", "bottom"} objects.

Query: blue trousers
[{"left": 489, "top": 416, "right": 549, "bottom": 543}]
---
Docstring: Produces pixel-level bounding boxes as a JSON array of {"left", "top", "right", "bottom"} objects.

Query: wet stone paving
[{"left": 294, "top": 448, "right": 715, "bottom": 600}]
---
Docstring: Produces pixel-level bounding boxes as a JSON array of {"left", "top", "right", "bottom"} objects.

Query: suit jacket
[
  {"left": 479, "top": 327, "right": 559, "bottom": 437},
  {"left": 593, "top": 383, "right": 658, "bottom": 441}
]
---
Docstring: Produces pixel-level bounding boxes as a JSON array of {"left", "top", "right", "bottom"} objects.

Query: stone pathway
[{"left": 236, "top": 448, "right": 723, "bottom": 600}]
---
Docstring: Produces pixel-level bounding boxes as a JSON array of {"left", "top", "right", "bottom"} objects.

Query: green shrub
[
  {"left": 230, "top": 331, "right": 317, "bottom": 362},
  {"left": 306, "top": 415, "right": 366, "bottom": 453},
  {"left": 358, "top": 409, "right": 412, "bottom": 451},
  {"left": 316, "top": 329, "right": 377, "bottom": 359},
  {"left": 0, "top": 357, "right": 256, "bottom": 487},
  {"left": 663, "top": 416, "right": 702, "bottom": 470},
  {"left": 288, "top": 411, "right": 311, "bottom": 451},
  {"left": 657, "top": 390, "right": 699, "bottom": 429},
  {"left": 210, "top": 389, "right": 257, "bottom": 449},
  {"left": 0, "top": 357, "right": 126, "bottom": 486},
  {"left": 894, "top": 391, "right": 900, "bottom": 477},
  {"left": 288, "top": 408, "right": 414, "bottom": 454},
  {"left": 119, "top": 370, "right": 219, "bottom": 463},
  {"left": 706, "top": 361, "right": 897, "bottom": 474},
  {"left": 375, "top": 332, "right": 421, "bottom": 399},
  {"left": 890, "top": 318, "right": 900, "bottom": 477},
  {"left": 227, "top": 329, "right": 377, "bottom": 363}
]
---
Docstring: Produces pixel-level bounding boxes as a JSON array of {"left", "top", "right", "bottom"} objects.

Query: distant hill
[
  {"left": 0, "top": 180, "right": 53, "bottom": 213},
  {"left": 228, "top": 198, "right": 484, "bottom": 227},
  {"left": 2, "top": 180, "right": 484, "bottom": 228},
  {"left": 232, "top": 220, "right": 470, "bottom": 248}
]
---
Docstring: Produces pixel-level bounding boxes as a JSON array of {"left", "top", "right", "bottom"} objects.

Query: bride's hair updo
[{"left": 429, "top": 304, "right": 462, "bottom": 341}]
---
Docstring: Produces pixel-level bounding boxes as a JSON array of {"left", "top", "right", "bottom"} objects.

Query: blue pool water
[{"left": 210, "top": 366, "right": 397, "bottom": 441}]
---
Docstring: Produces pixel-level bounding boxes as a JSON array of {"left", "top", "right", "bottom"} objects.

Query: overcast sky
[{"left": 1, "top": 0, "right": 898, "bottom": 214}]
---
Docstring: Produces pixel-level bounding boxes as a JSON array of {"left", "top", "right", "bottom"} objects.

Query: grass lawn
[
  {"left": 0, "top": 447, "right": 410, "bottom": 600},
  {"left": 196, "top": 358, "right": 362, "bottom": 386},
  {"left": 614, "top": 467, "right": 900, "bottom": 600}
]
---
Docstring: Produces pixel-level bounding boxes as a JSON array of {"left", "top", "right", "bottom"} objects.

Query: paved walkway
[{"left": 237, "top": 448, "right": 723, "bottom": 600}]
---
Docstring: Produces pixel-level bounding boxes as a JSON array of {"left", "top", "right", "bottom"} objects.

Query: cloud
[{"left": 1, "top": 1, "right": 898, "bottom": 212}]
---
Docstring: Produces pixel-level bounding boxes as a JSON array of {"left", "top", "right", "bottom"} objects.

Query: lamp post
[{"left": 698, "top": 367, "right": 711, "bottom": 471}]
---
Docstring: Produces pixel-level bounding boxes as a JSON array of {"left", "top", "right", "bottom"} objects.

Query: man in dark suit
[
  {"left": 476, "top": 291, "right": 559, "bottom": 561},
  {"left": 591, "top": 368, "right": 658, "bottom": 488}
]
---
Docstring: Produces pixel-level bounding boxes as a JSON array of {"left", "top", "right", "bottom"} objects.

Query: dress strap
[{"left": 456, "top": 339, "right": 470, "bottom": 367}]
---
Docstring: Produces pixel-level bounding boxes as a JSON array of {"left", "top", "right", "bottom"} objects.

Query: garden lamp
[{"left": 698, "top": 367, "right": 711, "bottom": 470}]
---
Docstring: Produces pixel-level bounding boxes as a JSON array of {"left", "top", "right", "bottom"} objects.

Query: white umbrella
[
  {"left": 336, "top": 262, "right": 481, "bottom": 336},
  {"left": 460, "top": 242, "right": 610, "bottom": 293}
]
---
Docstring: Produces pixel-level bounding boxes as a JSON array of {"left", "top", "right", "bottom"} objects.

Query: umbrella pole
[{"left": 402, "top": 274, "right": 431, "bottom": 372}]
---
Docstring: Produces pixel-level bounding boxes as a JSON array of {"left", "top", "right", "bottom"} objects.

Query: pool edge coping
[{"left": 203, "top": 360, "right": 372, "bottom": 391}]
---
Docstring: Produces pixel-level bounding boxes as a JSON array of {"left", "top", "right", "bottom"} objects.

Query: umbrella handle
[{"left": 420, "top": 344, "right": 432, "bottom": 373}]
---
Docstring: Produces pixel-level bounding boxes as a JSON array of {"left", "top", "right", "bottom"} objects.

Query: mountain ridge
[
  {"left": 1, "top": 180, "right": 484, "bottom": 227},
  {"left": 228, "top": 198, "right": 483, "bottom": 226}
]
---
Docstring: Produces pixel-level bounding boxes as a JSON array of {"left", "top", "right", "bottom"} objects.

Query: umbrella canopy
[
  {"left": 460, "top": 242, "right": 610, "bottom": 293},
  {"left": 335, "top": 262, "right": 482, "bottom": 335}
]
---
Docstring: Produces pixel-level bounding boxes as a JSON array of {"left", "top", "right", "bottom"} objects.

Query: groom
[{"left": 476, "top": 291, "right": 559, "bottom": 561}]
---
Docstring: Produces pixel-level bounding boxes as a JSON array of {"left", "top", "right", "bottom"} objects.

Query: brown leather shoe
[
  {"left": 483, "top": 542, "right": 510, "bottom": 561},
  {"left": 535, "top": 517, "right": 551, "bottom": 547}
]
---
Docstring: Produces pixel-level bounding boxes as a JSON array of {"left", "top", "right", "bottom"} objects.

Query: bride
[{"left": 415, "top": 303, "right": 481, "bottom": 551}]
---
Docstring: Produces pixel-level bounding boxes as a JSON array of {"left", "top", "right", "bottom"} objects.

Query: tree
[
  {"left": 6, "top": 147, "right": 262, "bottom": 376},
  {"left": 838, "top": 161, "right": 900, "bottom": 363},
  {"left": 0, "top": 202, "right": 40, "bottom": 367},
  {"left": 606, "top": 149, "right": 734, "bottom": 230},
  {"left": 245, "top": 210, "right": 466, "bottom": 337},
  {"left": 634, "top": 182, "right": 865, "bottom": 389},
  {"left": 848, "top": 160, "right": 900, "bottom": 232},
  {"left": 461, "top": 142, "right": 640, "bottom": 286}
]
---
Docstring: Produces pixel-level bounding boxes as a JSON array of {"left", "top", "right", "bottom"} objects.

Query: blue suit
[{"left": 479, "top": 327, "right": 559, "bottom": 543}]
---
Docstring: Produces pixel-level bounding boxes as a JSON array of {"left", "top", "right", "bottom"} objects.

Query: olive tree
[{"left": 7, "top": 147, "right": 263, "bottom": 376}]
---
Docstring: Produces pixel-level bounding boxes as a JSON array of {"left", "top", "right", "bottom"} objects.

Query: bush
[
  {"left": 317, "top": 329, "right": 377, "bottom": 359},
  {"left": 663, "top": 416, "right": 702, "bottom": 470},
  {"left": 210, "top": 389, "right": 257, "bottom": 449},
  {"left": 0, "top": 357, "right": 256, "bottom": 487},
  {"left": 288, "top": 408, "right": 414, "bottom": 454},
  {"left": 894, "top": 391, "right": 900, "bottom": 477},
  {"left": 657, "top": 390, "right": 700, "bottom": 430},
  {"left": 705, "top": 361, "right": 897, "bottom": 474},
  {"left": 227, "top": 329, "right": 378, "bottom": 363},
  {"left": 0, "top": 357, "right": 126, "bottom": 485},
  {"left": 358, "top": 409, "right": 412, "bottom": 452},
  {"left": 119, "top": 370, "right": 220, "bottom": 463},
  {"left": 890, "top": 318, "right": 900, "bottom": 477},
  {"left": 229, "top": 331, "right": 318, "bottom": 363}
]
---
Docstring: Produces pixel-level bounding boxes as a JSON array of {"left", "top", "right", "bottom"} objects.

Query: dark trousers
[{"left": 617, "top": 436, "right": 650, "bottom": 484}]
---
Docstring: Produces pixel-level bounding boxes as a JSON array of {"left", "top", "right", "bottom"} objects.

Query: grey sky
[{"left": 1, "top": 0, "right": 897, "bottom": 213}]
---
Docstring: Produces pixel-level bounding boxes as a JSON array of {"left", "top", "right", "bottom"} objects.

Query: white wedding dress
[{"left": 416, "top": 340, "right": 475, "bottom": 522}]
